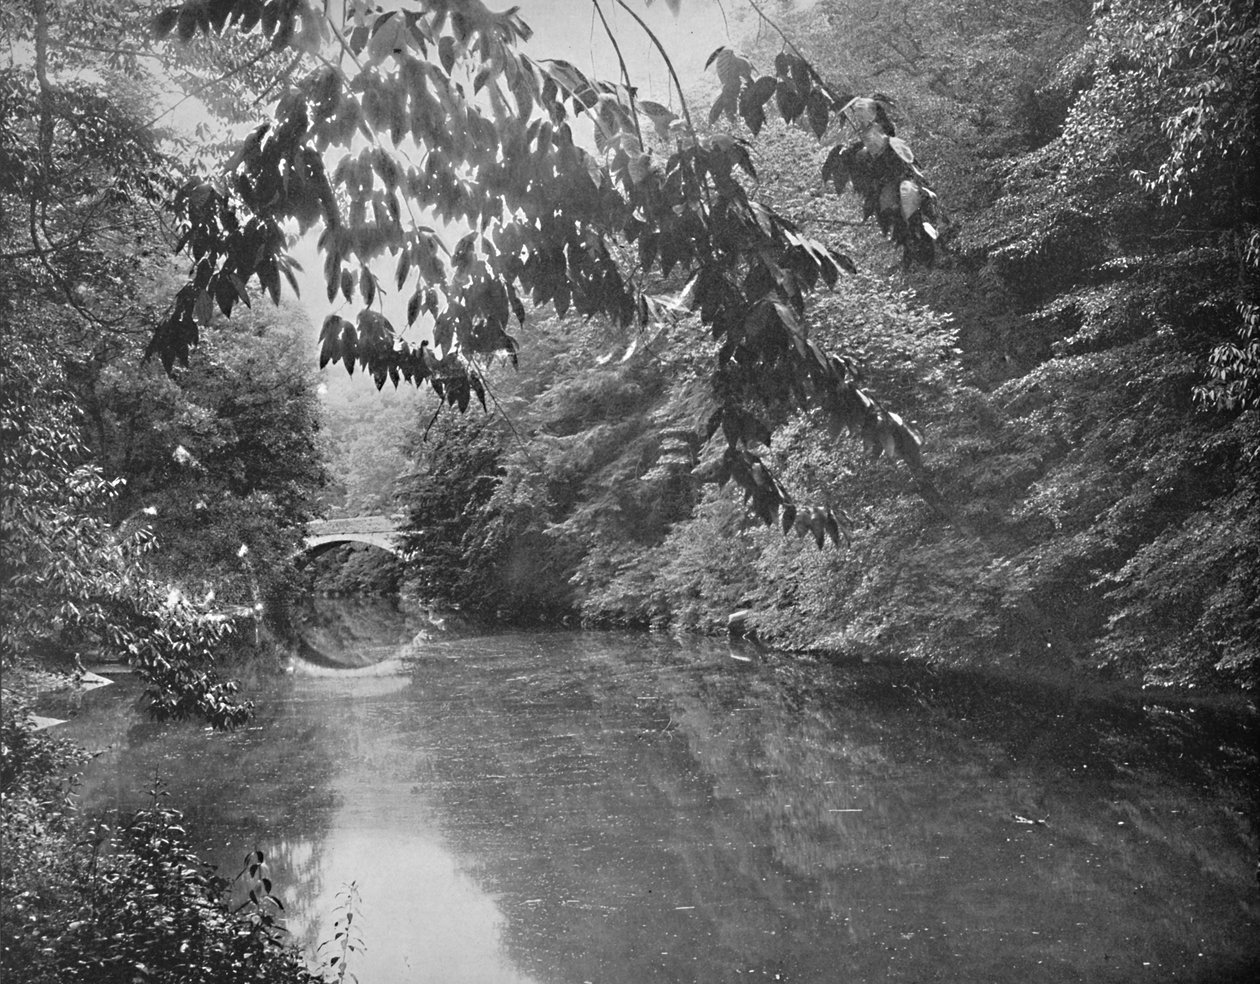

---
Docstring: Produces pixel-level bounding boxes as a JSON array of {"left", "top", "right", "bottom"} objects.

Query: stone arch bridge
[{"left": 303, "top": 515, "right": 405, "bottom": 557}]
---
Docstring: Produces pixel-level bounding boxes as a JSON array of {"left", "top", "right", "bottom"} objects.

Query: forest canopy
[
  {"left": 2, "top": 0, "right": 1258, "bottom": 700},
  {"left": 295, "top": 0, "right": 1256, "bottom": 689}
]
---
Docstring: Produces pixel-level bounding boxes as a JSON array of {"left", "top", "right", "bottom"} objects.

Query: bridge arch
[{"left": 300, "top": 516, "right": 405, "bottom": 558}]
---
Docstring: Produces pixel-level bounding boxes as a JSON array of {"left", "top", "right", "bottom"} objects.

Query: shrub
[{"left": 1, "top": 701, "right": 318, "bottom": 984}]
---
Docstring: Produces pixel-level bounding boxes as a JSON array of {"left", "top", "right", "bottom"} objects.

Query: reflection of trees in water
[
  {"left": 68, "top": 620, "right": 1257, "bottom": 984},
  {"left": 72, "top": 677, "right": 341, "bottom": 942},
  {"left": 392, "top": 635, "right": 1257, "bottom": 984},
  {"left": 294, "top": 596, "right": 420, "bottom": 668},
  {"left": 260, "top": 836, "right": 328, "bottom": 953},
  {"left": 292, "top": 595, "right": 484, "bottom": 667},
  {"left": 666, "top": 662, "right": 1258, "bottom": 978}
]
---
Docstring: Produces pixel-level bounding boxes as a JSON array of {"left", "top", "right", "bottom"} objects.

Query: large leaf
[
  {"left": 637, "top": 100, "right": 677, "bottom": 140},
  {"left": 775, "top": 80, "right": 805, "bottom": 123}
]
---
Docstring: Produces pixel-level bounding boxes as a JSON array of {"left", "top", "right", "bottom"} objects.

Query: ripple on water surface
[{"left": 63, "top": 598, "right": 1260, "bottom": 984}]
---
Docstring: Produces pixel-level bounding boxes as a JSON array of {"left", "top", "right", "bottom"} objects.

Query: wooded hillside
[
  {"left": 3, "top": 0, "right": 1254, "bottom": 696},
  {"left": 391, "top": 0, "right": 1258, "bottom": 691}
]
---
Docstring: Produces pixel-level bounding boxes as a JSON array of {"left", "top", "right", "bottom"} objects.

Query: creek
[{"left": 57, "top": 597, "right": 1258, "bottom": 983}]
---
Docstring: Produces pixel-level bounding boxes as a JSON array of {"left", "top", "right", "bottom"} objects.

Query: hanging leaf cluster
[
  {"left": 824, "top": 98, "right": 940, "bottom": 267},
  {"left": 705, "top": 47, "right": 940, "bottom": 266},
  {"left": 152, "top": 0, "right": 927, "bottom": 545}
]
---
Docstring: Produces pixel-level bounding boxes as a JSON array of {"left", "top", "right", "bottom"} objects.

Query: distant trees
[
  {"left": 398, "top": 411, "right": 512, "bottom": 611},
  {"left": 393, "top": 304, "right": 717, "bottom": 621},
  {"left": 316, "top": 366, "right": 420, "bottom": 518}
]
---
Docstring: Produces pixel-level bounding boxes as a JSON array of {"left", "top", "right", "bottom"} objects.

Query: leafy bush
[{"left": 1, "top": 702, "right": 319, "bottom": 984}]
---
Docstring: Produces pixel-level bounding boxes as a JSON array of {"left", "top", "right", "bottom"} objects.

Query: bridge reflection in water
[{"left": 303, "top": 515, "right": 404, "bottom": 556}]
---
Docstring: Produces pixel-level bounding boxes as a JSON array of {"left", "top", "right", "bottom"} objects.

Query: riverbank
[
  {"left": 1, "top": 686, "right": 325, "bottom": 984},
  {"left": 394, "top": 573, "right": 1260, "bottom": 708}
]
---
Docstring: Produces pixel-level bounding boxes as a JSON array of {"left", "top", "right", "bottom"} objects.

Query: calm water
[{"left": 57, "top": 598, "right": 1258, "bottom": 983}]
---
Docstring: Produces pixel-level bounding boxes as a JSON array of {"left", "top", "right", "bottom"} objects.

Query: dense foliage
[
  {"left": 2, "top": 0, "right": 326, "bottom": 717},
  {"left": 4, "top": 1, "right": 1250, "bottom": 671},
  {"left": 1, "top": 324, "right": 252, "bottom": 725},
  {"left": 1, "top": 699, "right": 321, "bottom": 984},
  {"left": 1, "top": 3, "right": 1256, "bottom": 980},
  {"left": 149, "top": 0, "right": 952, "bottom": 542},
  {"left": 393, "top": 0, "right": 1257, "bottom": 690},
  {"left": 84, "top": 300, "right": 326, "bottom": 615}
]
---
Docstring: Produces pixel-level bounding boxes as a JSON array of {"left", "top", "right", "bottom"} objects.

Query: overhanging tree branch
[
  {"left": 612, "top": 0, "right": 696, "bottom": 144},
  {"left": 590, "top": 0, "right": 643, "bottom": 148},
  {"left": 744, "top": 0, "right": 855, "bottom": 106}
]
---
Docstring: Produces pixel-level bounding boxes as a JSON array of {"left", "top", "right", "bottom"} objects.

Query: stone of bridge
[{"left": 303, "top": 515, "right": 405, "bottom": 556}]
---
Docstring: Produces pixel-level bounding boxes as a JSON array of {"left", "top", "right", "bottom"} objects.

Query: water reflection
[
  {"left": 293, "top": 595, "right": 425, "bottom": 668},
  {"left": 64, "top": 598, "right": 1259, "bottom": 984}
]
